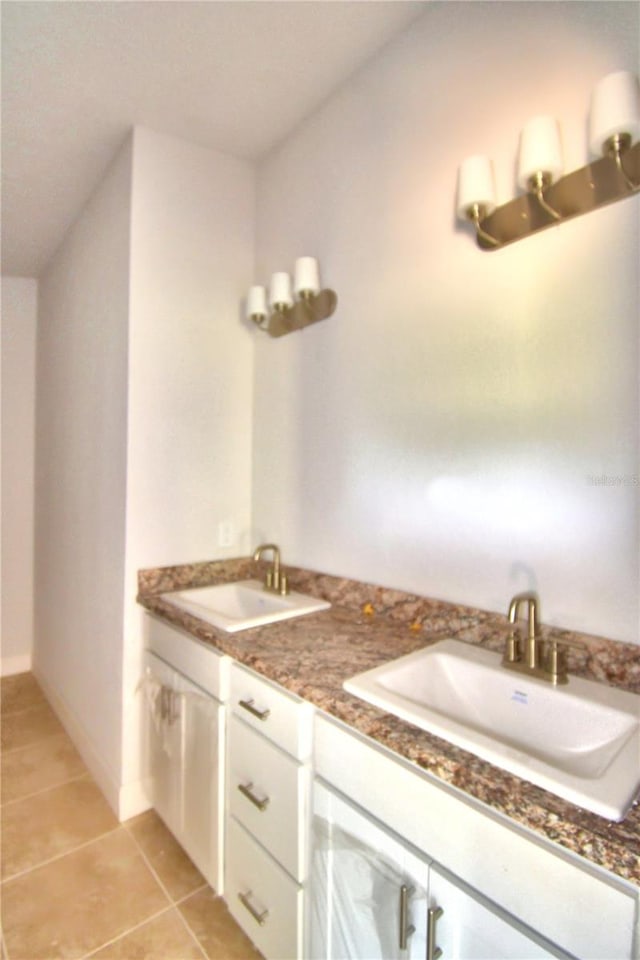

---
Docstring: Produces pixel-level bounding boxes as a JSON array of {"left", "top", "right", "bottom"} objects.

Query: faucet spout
[
  {"left": 253, "top": 543, "right": 288, "bottom": 595},
  {"left": 508, "top": 591, "right": 540, "bottom": 667},
  {"left": 503, "top": 591, "right": 578, "bottom": 685}
]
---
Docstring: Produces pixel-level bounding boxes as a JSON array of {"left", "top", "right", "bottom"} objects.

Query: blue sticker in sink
[{"left": 511, "top": 690, "right": 528, "bottom": 705}]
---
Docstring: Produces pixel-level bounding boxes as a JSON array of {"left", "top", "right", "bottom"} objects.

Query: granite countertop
[{"left": 138, "top": 557, "right": 640, "bottom": 887}]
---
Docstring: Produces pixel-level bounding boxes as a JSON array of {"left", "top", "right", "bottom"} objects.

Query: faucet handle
[
  {"left": 543, "top": 637, "right": 582, "bottom": 685},
  {"left": 544, "top": 639, "right": 569, "bottom": 685},
  {"left": 547, "top": 636, "right": 583, "bottom": 650},
  {"left": 504, "top": 628, "right": 522, "bottom": 664}
]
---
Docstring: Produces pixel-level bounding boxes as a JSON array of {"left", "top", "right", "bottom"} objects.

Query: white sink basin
[
  {"left": 344, "top": 638, "right": 640, "bottom": 821},
  {"left": 162, "top": 579, "right": 330, "bottom": 633}
]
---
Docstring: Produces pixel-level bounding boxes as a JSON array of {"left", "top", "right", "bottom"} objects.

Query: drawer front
[
  {"left": 230, "top": 662, "right": 312, "bottom": 759},
  {"left": 145, "top": 613, "right": 230, "bottom": 700},
  {"left": 226, "top": 816, "right": 303, "bottom": 960},
  {"left": 228, "top": 715, "right": 307, "bottom": 881}
]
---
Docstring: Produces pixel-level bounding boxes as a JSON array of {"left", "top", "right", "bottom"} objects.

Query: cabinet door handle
[
  {"left": 427, "top": 905, "right": 443, "bottom": 960},
  {"left": 238, "top": 781, "right": 270, "bottom": 811},
  {"left": 160, "top": 686, "right": 180, "bottom": 724},
  {"left": 238, "top": 697, "right": 271, "bottom": 721},
  {"left": 399, "top": 884, "right": 416, "bottom": 950},
  {"left": 169, "top": 689, "right": 181, "bottom": 724},
  {"left": 238, "top": 890, "right": 269, "bottom": 926}
]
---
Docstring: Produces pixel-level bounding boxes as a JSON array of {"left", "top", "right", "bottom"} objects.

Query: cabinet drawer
[
  {"left": 230, "top": 662, "right": 312, "bottom": 759},
  {"left": 145, "top": 613, "right": 230, "bottom": 700},
  {"left": 228, "top": 715, "right": 307, "bottom": 881},
  {"left": 226, "top": 816, "right": 303, "bottom": 960}
]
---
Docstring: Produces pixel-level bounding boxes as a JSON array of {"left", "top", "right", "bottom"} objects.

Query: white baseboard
[
  {"left": 33, "top": 668, "right": 123, "bottom": 819},
  {"left": 1, "top": 652, "right": 33, "bottom": 676},
  {"left": 31, "top": 668, "right": 152, "bottom": 823}
]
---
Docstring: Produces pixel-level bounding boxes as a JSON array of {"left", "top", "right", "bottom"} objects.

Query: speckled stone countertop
[{"left": 138, "top": 557, "right": 640, "bottom": 887}]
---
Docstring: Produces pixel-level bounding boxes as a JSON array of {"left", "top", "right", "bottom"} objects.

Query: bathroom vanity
[{"left": 138, "top": 558, "right": 640, "bottom": 960}]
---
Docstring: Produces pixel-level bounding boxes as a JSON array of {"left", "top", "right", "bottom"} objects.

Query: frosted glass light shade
[
  {"left": 589, "top": 70, "right": 640, "bottom": 156},
  {"left": 456, "top": 155, "right": 496, "bottom": 220},
  {"left": 518, "top": 116, "right": 563, "bottom": 189},
  {"left": 269, "top": 272, "right": 293, "bottom": 308},
  {"left": 294, "top": 257, "right": 320, "bottom": 296},
  {"left": 246, "top": 285, "right": 267, "bottom": 318}
]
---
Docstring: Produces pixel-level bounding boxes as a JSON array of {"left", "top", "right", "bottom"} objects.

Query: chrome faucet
[
  {"left": 253, "top": 543, "right": 289, "bottom": 595},
  {"left": 502, "top": 592, "right": 576, "bottom": 685}
]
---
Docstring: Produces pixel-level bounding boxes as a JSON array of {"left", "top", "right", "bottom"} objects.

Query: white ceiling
[{"left": 1, "top": 0, "right": 426, "bottom": 278}]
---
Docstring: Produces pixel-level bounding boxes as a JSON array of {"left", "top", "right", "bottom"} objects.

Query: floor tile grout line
[
  {"left": 0, "top": 728, "right": 82, "bottom": 757},
  {"left": 78, "top": 902, "right": 191, "bottom": 960},
  {"left": 0, "top": 728, "right": 70, "bottom": 757},
  {"left": 0, "top": 699, "right": 52, "bottom": 720},
  {"left": 1, "top": 770, "right": 92, "bottom": 808},
  {"left": 172, "top": 899, "right": 211, "bottom": 960},
  {"left": 171, "top": 880, "right": 218, "bottom": 960},
  {"left": 0, "top": 821, "right": 124, "bottom": 885},
  {"left": 122, "top": 821, "right": 209, "bottom": 960},
  {"left": 174, "top": 880, "right": 211, "bottom": 904}
]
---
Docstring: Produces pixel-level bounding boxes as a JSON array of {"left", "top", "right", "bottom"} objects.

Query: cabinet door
[
  {"left": 309, "top": 780, "right": 429, "bottom": 960},
  {"left": 180, "top": 672, "right": 225, "bottom": 893},
  {"left": 427, "top": 864, "right": 567, "bottom": 960},
  {"left": 143, "top": 651, "right": 183, "bottom": 838}
]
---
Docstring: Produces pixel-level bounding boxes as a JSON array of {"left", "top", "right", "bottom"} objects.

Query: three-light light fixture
[
  {"left": 457, "top": 70, "right": 640, "bottom": 250},
  {"left": 245, "top": 257, "right": 337, "bottom": 338}
]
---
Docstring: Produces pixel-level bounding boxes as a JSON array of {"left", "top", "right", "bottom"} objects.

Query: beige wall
[
  {"left": 34, "top": 128, "right": 256, "bottom": 817},
  {"left": 120, "top": 127, "right": 255, "bottom": 814},
  {"left": 1, "top": 276, "right": 37, "bottom": 675},
  {"left": 253, "top": 1, "right": 639, "bottom": 644},
  {"left": 35, "top": 136, "right": 132, "bottom": 804}
]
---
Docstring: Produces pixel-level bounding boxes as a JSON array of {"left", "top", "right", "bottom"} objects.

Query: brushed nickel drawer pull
[
  {"left": 427, "top": 905, "right": 443, "bottom": 960},
  {"left": 238, "top": 890, "right": 269, "bottom": 926},
  {"left": 239, "top": 697, "right": 271, "bottom": 721},
  {"left": 238, "top": 781, "right": 270, "bottom": 811},
  {"left": 399, "top": 884, "right": 416, "bottom": 950}
]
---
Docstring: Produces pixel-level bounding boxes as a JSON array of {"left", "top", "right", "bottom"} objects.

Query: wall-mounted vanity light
[
  {"left": 590, "top": 70, "right": 640, "bottom": 188},
  {"left": 517, "top": 115, "right": 564, "bottom": 220},
  {"left": 456, "top": 155, "right": 499, "bottom": 247},
  {"left": 457, "top": 70, "right": 640, "bottom": 250},
  {"left": 245, "top": 257, "right": 337, "bottom": 338}
]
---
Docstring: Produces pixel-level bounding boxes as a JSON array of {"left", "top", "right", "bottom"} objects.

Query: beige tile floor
[{"left": 1, "top": 673, "right": 264, "bottom": 960}]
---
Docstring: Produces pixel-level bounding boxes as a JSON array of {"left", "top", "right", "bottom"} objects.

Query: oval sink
[
  {"left": 343, "top": 639, "right": 640, "bottom": 821},
  {"left": 161, "top": 579, "right": 330, "bottom": 633}
]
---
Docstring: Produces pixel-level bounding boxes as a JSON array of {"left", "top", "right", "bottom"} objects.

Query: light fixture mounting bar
[
  {"left": 262, "top": 289, "right": 338, "bottom": 338},
  {"left": 476, "top": 142, "right": 639, "bottom": 250}
]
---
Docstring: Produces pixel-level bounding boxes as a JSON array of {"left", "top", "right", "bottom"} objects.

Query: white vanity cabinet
[
  {"left": 140, "top": 606, "right": 638, "bottom": 960},
  {"left": 142, "top": 614, "right": 230, "bottom": 892},
  {"left": 309, "top": 779, "right": 430, "bottom": 959},
  {"left": 425, "top": 864, "right": 565, "bottom": 960},
  {"left": 225, "top": 662, "right": 313, "bottom": 960},
  {"left": 313, "top": 712, "right": 639, "bottom": 960},
  {"left": 309, "top": 780, "right": 561, "bottom": 960}
]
